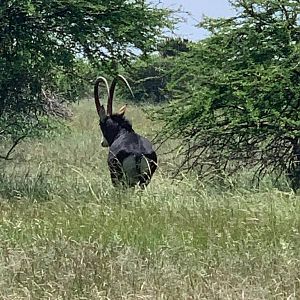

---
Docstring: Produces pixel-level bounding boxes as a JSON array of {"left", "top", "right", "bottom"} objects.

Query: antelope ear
[{"left": 118, "top": 104, "right": 127, "bottom": 116}]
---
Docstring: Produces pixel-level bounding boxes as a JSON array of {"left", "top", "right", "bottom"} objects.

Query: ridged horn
[
  {"left": 107, "top": 75, "right": 134, "bottom": 116},
  {"left": 94, "top": 76, "right": 109, "bottom": 117}
]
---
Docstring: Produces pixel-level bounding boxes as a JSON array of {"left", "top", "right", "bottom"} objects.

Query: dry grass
[{"left": 0, "top": 100, "right": 300, "bottom": 299}]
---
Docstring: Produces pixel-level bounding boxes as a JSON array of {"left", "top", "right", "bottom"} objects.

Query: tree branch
[{"left": 0, "top": 135, "right": 27, "bottom": 160}]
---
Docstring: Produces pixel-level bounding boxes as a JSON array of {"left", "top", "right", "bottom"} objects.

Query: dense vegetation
[
  {"left": 0, "top": 0, "right": 170, "bottom": 158},
  {"left": 152, "top": 0, "right": 300, "bottom": 187}
]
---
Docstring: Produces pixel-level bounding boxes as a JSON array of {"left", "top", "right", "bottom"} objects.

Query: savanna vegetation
[
  {"left": 1, "top": 101, "right": 300, "bottom": 299},
  {"left": 1, "top": 0, "right": 300, "bottom": 298},
  {"left": 131, "top": 0, "right": 300, "bottom": 189}
]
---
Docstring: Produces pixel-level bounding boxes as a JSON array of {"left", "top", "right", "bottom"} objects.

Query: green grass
[{"left": 0, "top": 100, "right": 300, "bottom": 299}]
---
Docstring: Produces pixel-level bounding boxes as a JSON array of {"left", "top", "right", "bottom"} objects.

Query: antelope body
[{"left": 94, "top": 75, "right": 157, "bottom": 188}]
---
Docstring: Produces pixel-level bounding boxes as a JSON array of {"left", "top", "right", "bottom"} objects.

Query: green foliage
[
  {"left": 155, "top": 0, "right": 300, "bottom": 187},
  {"left": 121, "top": 56, "right": 171, "bottom": 103},
  {"left": 122, "top": 38, "right": 192, "bottom": 103},
  {"left": 50, "top": 60, "right": 97, "bottom": 101},
  {"left": 0, "top": 0, "right": 171, "bottom": 157},
  {"left": 157, "top": 37, "right": 190, "bottom": 57}
]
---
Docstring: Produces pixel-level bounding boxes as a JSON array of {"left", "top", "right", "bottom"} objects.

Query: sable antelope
[{"left": 94, "top": 75, "right": 157, "bottom": 187}]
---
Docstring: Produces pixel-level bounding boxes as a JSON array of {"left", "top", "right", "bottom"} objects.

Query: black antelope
[{"left": 94, "top": 75, "right": 157, "bottom": 187}]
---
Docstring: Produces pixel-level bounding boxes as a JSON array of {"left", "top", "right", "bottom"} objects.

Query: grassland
[{"left": 0, "top": 100, "right": 300, "bottom": 299}]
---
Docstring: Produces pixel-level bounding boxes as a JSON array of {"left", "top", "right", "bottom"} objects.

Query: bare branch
[{"left": 0, "top": 135, "right": 27, "bottom": 160}]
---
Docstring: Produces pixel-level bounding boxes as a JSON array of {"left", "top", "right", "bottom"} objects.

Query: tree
[
  {"left": 154, "top": 0, "right": 300, "bottom": 188},
  {"left": 121, "top": 38, "right": 191, "bottom": 103},
  {"left": 0, "top": 0, "right": 171, "bottom": 158},
  {"left": 157, "top": 37, "right": 190, "bottom": 57}
]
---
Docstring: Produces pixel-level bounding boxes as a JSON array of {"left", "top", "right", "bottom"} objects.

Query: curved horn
[
  {"left": 94, "top": 76, "right": 109, "bottom": 117},
  {"left": 107, "top": 75, "right": 134, "bottom": 115}
]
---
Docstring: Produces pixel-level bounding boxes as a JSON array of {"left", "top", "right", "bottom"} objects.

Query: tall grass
[{"left": 0, "top": 100, "right": 300, "bottom": 299}]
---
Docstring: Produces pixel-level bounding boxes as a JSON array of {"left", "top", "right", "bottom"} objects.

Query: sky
[{"left": 156, "top": 0, "right": 236, "bottom": 41}]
